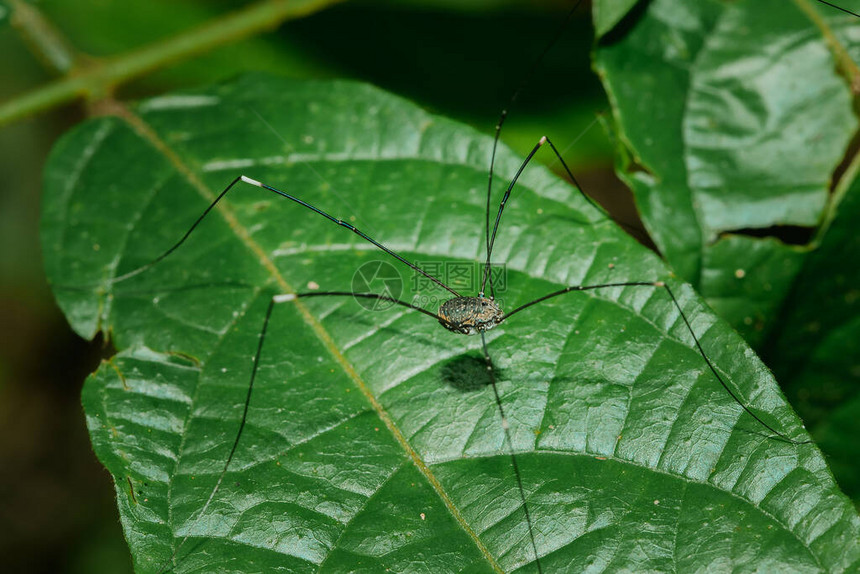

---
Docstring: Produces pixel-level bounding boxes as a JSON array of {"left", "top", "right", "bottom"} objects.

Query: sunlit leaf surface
[{"left": 42, "top": 76, "right": 858, "bottom": 573}]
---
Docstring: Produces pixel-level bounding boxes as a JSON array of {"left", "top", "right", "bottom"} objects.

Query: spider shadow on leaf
[{"left": 440, "top": 353, "right": 498, "bottom": 393}]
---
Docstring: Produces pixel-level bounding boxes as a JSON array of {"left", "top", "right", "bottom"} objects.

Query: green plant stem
[{"left": 0, "top": 0, "right": 343, "bottom": 127}]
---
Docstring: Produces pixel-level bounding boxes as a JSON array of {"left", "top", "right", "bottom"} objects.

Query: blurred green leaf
[
  {"left": 0, "top": 2, "right": 10, "bottom": 28},
  {"left": 593, "top": 0, "right": 857, "bottom": 346},
  {"left": 42, "top": 76, "right": 858, "bottom": 572},
  {"left": 592, "top": 0, "right": 640, "bottom": 37}
]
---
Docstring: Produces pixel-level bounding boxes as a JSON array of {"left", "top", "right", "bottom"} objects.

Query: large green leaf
[
  {"left": 42, "top": 77, "right": 858, "bottom": 572},
  {"left": 593, "top": 0, "right": 858, "bottom": 346}
]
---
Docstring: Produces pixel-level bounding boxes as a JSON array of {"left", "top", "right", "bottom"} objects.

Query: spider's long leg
[
  {"left": 480, "top": 134, "right": 644, "bottom": 297},
  {"left": 480, "top": 331, "right": 543, "bottom": 574},
  {"left": 286, "top": 290, "right": 459, "bottom": 330},
  {"left": 817, "top": 0, "right": 860, "bottom": 18},
  {"left": 156, "top": 291, "right": 452, "bottom": 573},
  {"left": 481, "top": 136, "right": 548, "bottom": 298},
  {"left": 502, "top": 281, "right": 814, "bottom": 446},
  {"left": 100, "top": 175, "right": 459, "bottom": 297},
  {"left": 484, "top": 0, "right": 584, "bottom": 299}
]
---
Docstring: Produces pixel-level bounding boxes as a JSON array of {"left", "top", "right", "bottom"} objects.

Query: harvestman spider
[{"left": 53, "top": 3, "right": 846, "bottom": 572}]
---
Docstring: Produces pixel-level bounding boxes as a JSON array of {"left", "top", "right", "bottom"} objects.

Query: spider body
[{"left": 438, "top": 296, "right": 504, "bottom": 335}]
